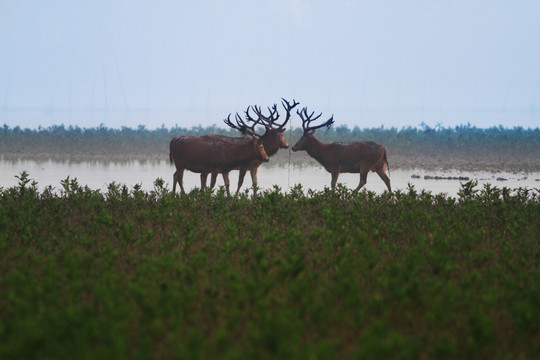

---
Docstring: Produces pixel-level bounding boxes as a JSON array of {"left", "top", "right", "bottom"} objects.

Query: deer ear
[{"left": 278, "top": 128, "right": 286, "bottom": 133}]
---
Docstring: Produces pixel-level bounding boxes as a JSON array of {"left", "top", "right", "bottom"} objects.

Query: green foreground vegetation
[{"left": 1, "top": 172, "right": 539, "bottom": 359}]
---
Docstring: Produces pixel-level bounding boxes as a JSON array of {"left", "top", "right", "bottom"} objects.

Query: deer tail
[{"left": 384, "top": 150, "right": 390, "bottom": 176}]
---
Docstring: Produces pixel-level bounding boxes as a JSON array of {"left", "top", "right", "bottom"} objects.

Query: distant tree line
[{"left": 2, "top": 123, "right": 540, "bottom": 171}]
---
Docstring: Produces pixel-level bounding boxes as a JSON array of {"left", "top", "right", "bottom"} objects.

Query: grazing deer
[
  {"left": 205, "top": 98, "right": 299, "bottom": 194},
  {"left": 292, "top": 107, "right": 391, "bottom": 192},
  {"left": 169, "top": 123, "right": 269, "bottom": 195}
]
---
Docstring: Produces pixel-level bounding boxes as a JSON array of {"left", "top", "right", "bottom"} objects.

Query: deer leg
[
  {"left": 236, "top": 168, "right": 247, "bottom": 194},
  {"left": 331, "top": 170, "right": 340, "bottom": 189},
  {"left": 200, "top": 173, "right": 209, "bottom": 190},
  {"left": 356, "top": 171, "right": 368, "bottom": 191},
  {"left": 250, "top": 166, "right": 260, "bottom": 191},
  {"left": 172, "top": 171, "right": 178, "bottom": 193},
  {"left": 210, "top": 172, "right": 218, "bottom": 188},
  {"left": 176, "top": 168, "right": 185, "bottom": 193},
  {"left": 222, "top": 172, "right": 231, "bottom": 196},
  {"left": 376, "top": 166, "right": 392, "bottom": 192}
]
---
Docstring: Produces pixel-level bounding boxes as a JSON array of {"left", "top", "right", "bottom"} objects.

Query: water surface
[{"left": 1, "top": 158, "right": 539, "bottom": 197}]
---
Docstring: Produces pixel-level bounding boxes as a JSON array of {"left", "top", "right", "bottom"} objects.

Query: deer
[
  {"left": 204, "top": 98, "right": 299, "bottom": 194},
  {"left": 169, "top": 121, "right": 269, "bottom": 195},
  {"left": 292, "top": 107, "right": 392, "bottom": 192}
]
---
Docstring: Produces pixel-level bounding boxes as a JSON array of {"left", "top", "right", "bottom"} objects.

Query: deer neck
[
  {"left": 259, "top": 131, "right": 282, "bottom": 157},
  {"left": 306, "top": 137, "right": 331, "bottom": 164}
]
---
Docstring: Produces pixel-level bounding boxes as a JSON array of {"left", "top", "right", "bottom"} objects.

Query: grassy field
[{"left": 1, "top": 172, "right": 539, "bottom": 359}]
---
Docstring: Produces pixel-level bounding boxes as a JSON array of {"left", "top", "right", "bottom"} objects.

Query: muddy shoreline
[
  {"left": 2, "top": 147, "right": 540, "bottom": 174},
  {"left": 271, "top": 149, "right": 540, "bottom": 174}
]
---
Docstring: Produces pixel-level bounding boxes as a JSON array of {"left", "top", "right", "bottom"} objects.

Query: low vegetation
[{"left": 1, "top": 172, "right": 539, "bottom": 359}]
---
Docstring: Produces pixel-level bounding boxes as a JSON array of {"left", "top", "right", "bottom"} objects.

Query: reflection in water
[{"left": 1, "top": 159, "right": 539, "bottom": 197}]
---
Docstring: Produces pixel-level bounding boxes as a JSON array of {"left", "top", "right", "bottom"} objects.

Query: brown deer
[
  {"left": 205, "top": 98, "right": 299, "bottom": 194},
  {"left": 292, "top": 107, "right": 391, "bottom": 192},
  {"left": 169, "top": 122, "right": 269, "bottom": 195}
]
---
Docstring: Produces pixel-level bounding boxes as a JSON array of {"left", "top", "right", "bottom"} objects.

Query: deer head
[
  {"left": 292, "top": 107, "right": 334, "bottom": 151},
  {"left": 223, "top": 113, "right": 269, "bottom": 161},
  {"left": 243, "top": 98, "right": 300, "bottom": 153}
]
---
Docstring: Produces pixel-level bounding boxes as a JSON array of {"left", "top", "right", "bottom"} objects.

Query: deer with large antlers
[
  {"left": 169, "top": 118, "right": 269, "bottom": 195},
  {"left": 292, "top": 107, "right": 391, "bottom": 192},
  {"left": 204, "top": 98, "right": 299, "bottom": 194}
]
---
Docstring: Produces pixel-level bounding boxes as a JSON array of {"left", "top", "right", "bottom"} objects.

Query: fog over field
[{"left": 1, "top": 1, "right": 539, "bottom": 130}]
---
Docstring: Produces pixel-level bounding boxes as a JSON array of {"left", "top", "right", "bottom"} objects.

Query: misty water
[{"left": 2, "top": 158, "right": 539, "bottom": 197}]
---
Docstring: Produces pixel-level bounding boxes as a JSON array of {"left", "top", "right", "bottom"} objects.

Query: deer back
[{"left": 169, "top": 135, "right": 268, "bottom": 173}]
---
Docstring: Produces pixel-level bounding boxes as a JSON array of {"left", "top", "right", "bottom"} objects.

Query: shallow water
[{"left": 1, "top": 158, "right": 539, "bottom": 197}]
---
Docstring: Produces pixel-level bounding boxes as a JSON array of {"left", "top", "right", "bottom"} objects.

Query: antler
[
  {"left": 245, "top": 104, "right": 278, "bottom": 131},
  {"left": 279, "top": 98, "right": 300, "bottom": 129},
  {"left": 223, "top": 113, "right": 260, "bottom": 138},
  {"left": 244, "top": 98, "right": 300, "bottom": 130},
  {"left": 296, "top": 107, "right": 334, "bottom": 133}
]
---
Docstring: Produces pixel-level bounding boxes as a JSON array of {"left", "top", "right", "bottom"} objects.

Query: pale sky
[{"left": 1, "top": 0, "right": 539, "bottom": 129}]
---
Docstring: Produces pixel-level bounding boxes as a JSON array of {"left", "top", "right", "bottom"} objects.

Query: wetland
[{"left": 1, "top": 124, "right": 539, "bottom": 359}]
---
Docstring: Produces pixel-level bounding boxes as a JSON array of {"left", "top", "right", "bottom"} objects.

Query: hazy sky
[{"left": 1, "top": 0, "right": 539, "bottom": 129}]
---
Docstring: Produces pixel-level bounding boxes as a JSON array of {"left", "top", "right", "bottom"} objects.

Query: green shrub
[{"left": 1, "top": 173, "right": 539, "bottom": 359}]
